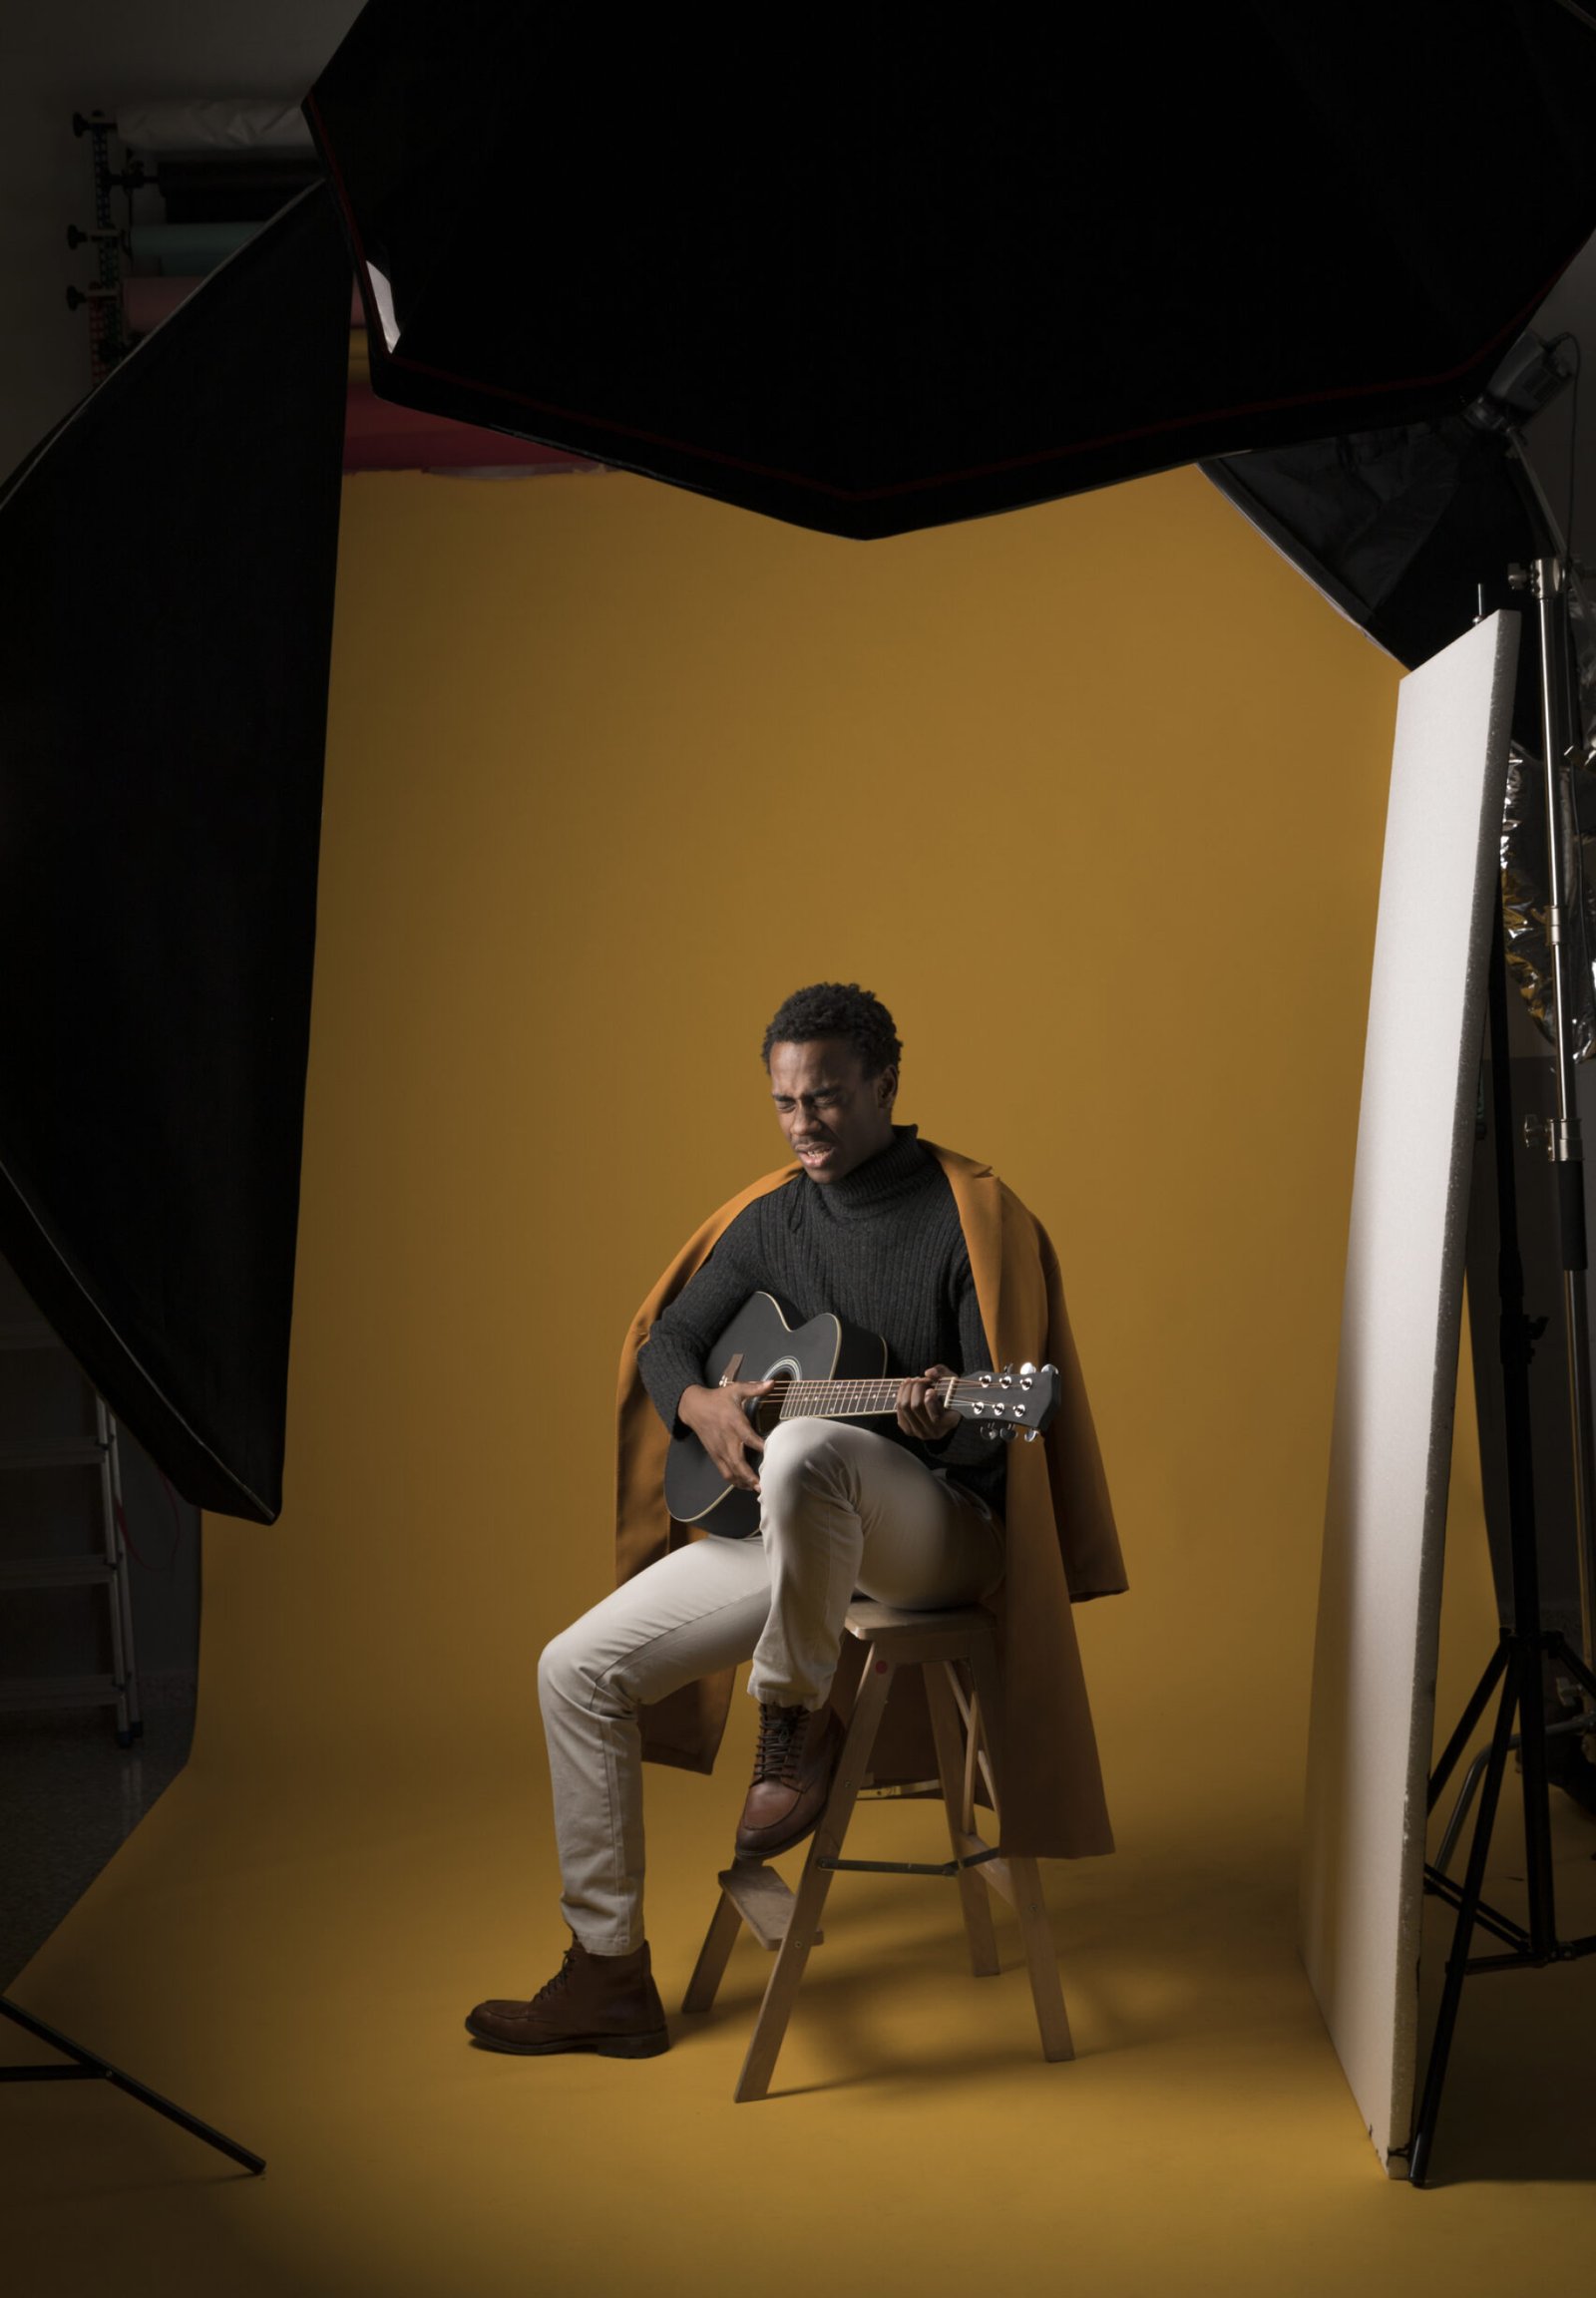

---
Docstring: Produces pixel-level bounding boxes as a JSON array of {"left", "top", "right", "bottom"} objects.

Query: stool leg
[
  {"left": 683, "top": 1888, "right": 743, "bottom": 2014},
  {"left": 925, "top": 1662, "right": 999, "bottom": 1977},
  {"left": 1004, "top": 1855, "right": 1074, "bottom": 2062},
  {"left": 733, "top": 1655, "right": 895, "bottom": 2103},
  {"left": 967, "top": 1635, "right": 1074, "bottom": 2065},
  {"left": 950, "top": 1661, "right": 999, "bottom": 1827}
]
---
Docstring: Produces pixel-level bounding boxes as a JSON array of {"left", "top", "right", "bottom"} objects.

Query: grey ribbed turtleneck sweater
[{"left": 637, "top": 1125, "right": 1005, "bottom": 1515}]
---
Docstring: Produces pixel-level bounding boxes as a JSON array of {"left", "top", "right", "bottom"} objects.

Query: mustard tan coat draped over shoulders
[{"left": 614, "top": 1140, "right": 1126, "bottom": 1858}]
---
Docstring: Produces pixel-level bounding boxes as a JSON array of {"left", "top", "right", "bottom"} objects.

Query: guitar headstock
[{"left": 949, "top": 1361, "right": 1060, "bottom": 1443}]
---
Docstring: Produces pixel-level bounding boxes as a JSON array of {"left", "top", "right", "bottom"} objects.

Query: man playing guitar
[{"left": 467, "top": 983, "right": 1046, "bottom": 2060}]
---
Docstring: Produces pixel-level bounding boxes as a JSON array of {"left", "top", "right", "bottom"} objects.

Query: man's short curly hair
[{"left": 760, "top": 982, "right": 902, "bottom": 1077}]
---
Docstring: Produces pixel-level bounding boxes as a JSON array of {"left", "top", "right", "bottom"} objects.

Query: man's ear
[{"left": 877, "top": 1062, "right": 899, "bottom": 1111}]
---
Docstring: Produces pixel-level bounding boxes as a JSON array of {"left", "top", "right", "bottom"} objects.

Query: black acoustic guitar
[{"left": 662, "top": 1291, "right": 1061, "bottom": 1536}]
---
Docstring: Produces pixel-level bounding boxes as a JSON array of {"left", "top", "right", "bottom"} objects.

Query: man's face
[{"left": 767, "top": 1038, "right": 898, "bottom": 1185}]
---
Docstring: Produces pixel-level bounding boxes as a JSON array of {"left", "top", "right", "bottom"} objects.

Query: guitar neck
[
  {"left": 760, "top": 1364, "right": 1055, "bottom": 1436},
  {"left": 772, "top": 1378, "right": 955, "bottom": 1419}
]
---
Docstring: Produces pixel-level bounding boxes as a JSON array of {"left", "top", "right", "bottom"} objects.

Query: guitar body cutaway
[{"left": 662, "top": 1293, "right": 889, "bottom": 1536}]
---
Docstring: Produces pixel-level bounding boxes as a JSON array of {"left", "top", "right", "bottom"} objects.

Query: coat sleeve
[
  {"left": 1037, "top": 1219, "right": 1127, "bottom": 1600},
  {"left": 636, "top": 1201, "right": 766, "bottom": 1434},
  {"left": 927, "top": 1234, "right": 998, "bottom": 1468}
]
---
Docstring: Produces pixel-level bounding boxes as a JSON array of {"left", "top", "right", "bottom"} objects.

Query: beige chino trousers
[{"left": 539, "top": 1416, "right": 1003, "bottom": 1953}]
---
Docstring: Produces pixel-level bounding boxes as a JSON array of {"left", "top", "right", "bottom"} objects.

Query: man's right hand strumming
[{"left": 678, "top": 1379, "right": 773, "bottom": 1492}]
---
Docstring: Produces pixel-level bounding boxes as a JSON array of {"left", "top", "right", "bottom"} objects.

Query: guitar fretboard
[{"left": 770, "top": 1378, "right": 964, "bottom": 1419}]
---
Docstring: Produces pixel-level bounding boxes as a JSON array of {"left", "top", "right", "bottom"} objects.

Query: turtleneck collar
[{"left": 804, "top": 1124, "right": 933, "bottom": 1219}]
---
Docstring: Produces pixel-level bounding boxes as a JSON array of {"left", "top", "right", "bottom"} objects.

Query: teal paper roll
[{"left": 129, "top": 220, "right": 258, "bottom": 276}]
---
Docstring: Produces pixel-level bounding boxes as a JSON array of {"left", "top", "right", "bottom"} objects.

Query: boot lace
[
  {"left": 532, "top": 1948, "right": 576, "bottom": 2006},
  {"left": 753, "top": 1702, "right": 809, "bottom": 1786}
]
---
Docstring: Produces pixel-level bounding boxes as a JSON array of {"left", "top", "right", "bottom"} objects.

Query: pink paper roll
[{"left": 342, "top": 385, "right": 600, "bottom": 474}]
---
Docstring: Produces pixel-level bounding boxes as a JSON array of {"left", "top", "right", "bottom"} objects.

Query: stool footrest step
[
  {"left": 815, "top": 1845, "right": 1002, "bottom": 1877},
  {"left": 718, "top": 1863, "right": 824, "bottom": 1952},
  {"left": 954, "top": 1829, "right": 1013, "bottom": 1906}
]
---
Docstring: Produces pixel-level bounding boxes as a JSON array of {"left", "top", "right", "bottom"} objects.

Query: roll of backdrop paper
[
  {"left": 155, "top": 157, "right": 324, "bottom": 222},
  {"left": 115, "top": 100, "right": 314, "bottom": 155}
]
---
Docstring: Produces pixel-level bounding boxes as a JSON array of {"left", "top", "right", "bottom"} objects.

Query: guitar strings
[
  {"left": 756, "top": 1380, "right": 964, "bottom": 1396},
  {"left": 751, "top": 1378, "right": 1020, "bottom": 1393}
]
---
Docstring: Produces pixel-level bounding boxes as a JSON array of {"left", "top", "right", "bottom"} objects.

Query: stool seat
[
  {"left": 682, "top": 1597, "right": 1074, "bottom": 2100},
  {"left": 844, "top": 1597, "right": 994, "bottom": 1646}
]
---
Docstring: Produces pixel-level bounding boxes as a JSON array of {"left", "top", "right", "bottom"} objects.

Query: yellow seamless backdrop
[{"left": 201, "top": 461, "right": 1427, "bottom": 1800}]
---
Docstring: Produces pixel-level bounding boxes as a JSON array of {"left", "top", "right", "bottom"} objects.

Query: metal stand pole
[
  {"left": 1407, "top": 573, "right": 1596, "bottom": 2185},
  {"left": 0, "top": 1998, "right": 264, "bottom": 2174},
  {"left": 1527, "top": 554, "right": 1596, "bottom": 1689}
]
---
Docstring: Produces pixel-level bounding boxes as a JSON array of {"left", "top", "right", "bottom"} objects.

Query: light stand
[
  {"left": 0, "top": 1996, "right": 264, "bottom": 2173},
  {"left": 1519, "top": 539, "right": 1596, "bottom": 1682},
  {"left": 1408, "top": 545, "right": 1596, "bottom": 2186}
]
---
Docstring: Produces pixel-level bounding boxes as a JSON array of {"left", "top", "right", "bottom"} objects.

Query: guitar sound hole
[{"left": 750, "top": 1356, "right": 800, "bottom": 1434}]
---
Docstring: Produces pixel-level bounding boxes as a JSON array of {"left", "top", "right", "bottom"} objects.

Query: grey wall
[
  {"left": 1510, "top": 226, "right": 1596, "bottom": 567},
  {"left": 3, "top": 2, "right": 361, "bottom": 481},
  {"left": 0, "top": 1252, "right": 201, "bottom": 1689}
]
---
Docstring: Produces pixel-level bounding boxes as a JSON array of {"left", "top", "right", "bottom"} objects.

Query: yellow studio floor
[{"left": 5, "top": 1672, "right": 1596, "bottom": 2298}]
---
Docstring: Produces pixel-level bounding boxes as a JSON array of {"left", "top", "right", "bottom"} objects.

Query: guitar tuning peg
[
  {"left": 1000, "top": 1424, "right": 1018, "bottom": 1443},
  {"left": 1023, "top": 1427, "right": 1040, "bottom": 1443},
  {"left": 1019, "top": 1361, "right": 1035, "bottom": 1377},
  {"left": 1001, "top": 1363, "right": 1013, "bottom": 1375}
]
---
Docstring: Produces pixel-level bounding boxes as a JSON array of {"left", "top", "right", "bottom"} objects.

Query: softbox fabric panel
[
  {"left": 1201, "top": 423, "right": 1542, "bottom": 672},
  {"left": 305, "top": 0, "right": 1596, "bottom": 538},
  {"left": 0, "top": 185, "right": 351, "bottom": 1521}
]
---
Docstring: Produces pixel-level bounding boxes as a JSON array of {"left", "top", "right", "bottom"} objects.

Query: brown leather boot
[
  {"left": 734, "top": 1701, "right": 846, "bottom": 1860},
  {"left": 465, "top": 1938, "right": 669, "bottom": 2058}
]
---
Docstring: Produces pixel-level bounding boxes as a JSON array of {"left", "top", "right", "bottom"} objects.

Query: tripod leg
[
  {"left": 1408, "top": 1657, "right": 1524, "bottom": 2186},
  {"left": 1518, "top": 1638, "right": 1558, "bottom": 1958},
  {"left": 1428, "top": 1642, "right": 1510, "bottom": 1810},
  {"left": 0, "top": 1997, "right": 264, "bottom": 2173}
]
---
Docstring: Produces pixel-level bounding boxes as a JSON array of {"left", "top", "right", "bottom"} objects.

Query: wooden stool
[{"left": 682, "top": 1598, "right": 1073, "bottom": 2101}]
